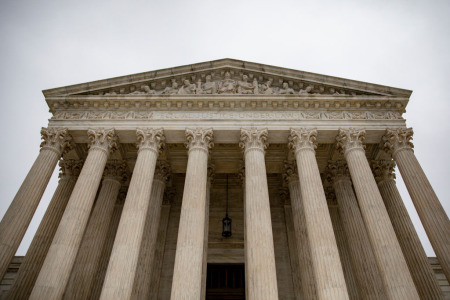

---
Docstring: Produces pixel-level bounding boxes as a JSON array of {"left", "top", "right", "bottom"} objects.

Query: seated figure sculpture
[
  {"left": 218, "top": 72, "right": 236, "bottom": 94},
  {"left": 260, "top": 79, "right": 274, "bottom": 94},
  {"left": 178, "top": 79, "right": 196, "bottom": 94},
  {"left": 278, "top": 82, "right": 295, "bottom": 94},
  {"left": 162, "top": 80, "right": 179, "bottom": 95},
  {"left": 299, "top": 85, "right": 314, "bottom": 95},
  {"left": 200, "top": 75, "right": 217, "bottom": 94},
  {"left": 237, "top": 75, "right": 256, "bottom": 94}
]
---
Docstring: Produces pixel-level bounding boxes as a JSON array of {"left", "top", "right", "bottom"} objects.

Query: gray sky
[{"left": 0, "top": 0, "right": 448, "bottom": 256}]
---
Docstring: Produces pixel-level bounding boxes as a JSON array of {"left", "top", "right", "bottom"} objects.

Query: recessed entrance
[{"left": 206, "top": 264, "right": 245, "bottom": 300}]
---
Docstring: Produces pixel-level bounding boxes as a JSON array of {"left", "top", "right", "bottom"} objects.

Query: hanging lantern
[{"left": 222, "top": 174, "right": 232, "bottom": 238}]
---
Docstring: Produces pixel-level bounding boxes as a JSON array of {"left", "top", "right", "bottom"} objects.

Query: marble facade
[{"left": 0, "top": 59, "right": 449, "bottom": 299}]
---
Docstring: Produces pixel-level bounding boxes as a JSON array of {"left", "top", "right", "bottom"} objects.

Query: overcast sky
[{"left": 0, "top": 0, "right": 448, "bottom": 256}]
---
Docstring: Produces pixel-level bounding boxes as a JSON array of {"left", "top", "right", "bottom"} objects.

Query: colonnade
[{"left": 0, "top": 126, "right": 448, "bottom": 299}]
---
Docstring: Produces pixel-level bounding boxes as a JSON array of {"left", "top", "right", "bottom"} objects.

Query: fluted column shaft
[
  {"left": 283, "top": 204, "right": 303, "bottom": 300},
  {"left": 90, "top": 200, "right": 124, "bottom": 300},
  {"left": 327, "top": 161, "right": 386, "bottom": 299},
  {"left": 170, "top": 128, "right": 213, "bottom": 300},
  {"left": 100, "top": 128, "right": 164, "bottom": 300},
  {"left": 132, "top": 160, "right": 170, "bottom": 300},
  {"left": 30, "top": 128, "right": 117, "bottom": 300},
  {"left": 201, "top": 168, "right": 213, "bottom": 300},
  {"left": 64, "top": 161, "right": 126, "bottom": 300},
  {"left": 373, "top": 160, "right": 444, "bottom": 299},
  {"left": 7, "top": 159, "right": 81, "bottom": 300},
  {"left": 337, "top": 128, "right": 419, "bottom": 300},
  {"left": 384, "top": 128, "right": 450, "bottom": 282},
  {"left": 284, "top": 166, "right": 317, "bottom": 300},
  {"left": 240, "top": 128, "right": 279, "bottom": 300},
  {"left": 0, "top": 128, "right": 72, "bottom": 280},
  {"left": 289, "top": 128, "right": 349, "bottom": 300},
  {"left": 149, "top": 199, "right": 172, "bottom": 300},
  {"left": 328, "top": 205, "right": 360, "bottom": 300}
]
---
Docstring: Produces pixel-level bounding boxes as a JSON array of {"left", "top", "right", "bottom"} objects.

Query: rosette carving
[
  {"left": 136, "top": 128, "right": 165, "bottom": 154},
  {"left": 87, "top": 128, "right": 118, "bottom": 155},
  {"left": 154, "top": 160, "right": 171, "bottom": 183},
  {"left": 103, "top": 160, "right": 128, "bottom": 183},
  {"left": 185, "top": 128, "right": 214, "bottom": 153},
  {"left": 371, "top": 160, "right": 396, "bottom": 184},
  {"left": 383, "top": 128, "right": 414, "bottom": 157},
  {"left": 239, "top": 128, "right": 268, "bottom": 154},
  {"left": 336, "top": 128, "right": 366, "bottom": 155},
  {"left": 58, "top": 159, "right": 84, "bottom": 180},
  {"left": 283, "top": 160, "right": 299, "bottom": 184},
  {"left": 40, "top": 127, "right": 72, "bottom": 155},
  {"left": 288, "top": 128, "right": 318, "bottom": 153},
  {"left": 326, "top": 160, "right": 351, "bottom": 185}
]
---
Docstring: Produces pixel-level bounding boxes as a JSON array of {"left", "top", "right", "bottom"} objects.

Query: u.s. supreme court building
[{"left": 0, "top": 59, "right": 449, "bottom": 299}]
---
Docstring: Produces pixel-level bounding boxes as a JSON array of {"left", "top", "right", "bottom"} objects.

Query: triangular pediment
[{"left": 43, "top": 59, "right": 411, "bottom": 98}]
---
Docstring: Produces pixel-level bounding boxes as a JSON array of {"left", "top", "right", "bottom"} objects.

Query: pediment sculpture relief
[{"left": 90, "top": 71, "right": 376, "bottom": 96}]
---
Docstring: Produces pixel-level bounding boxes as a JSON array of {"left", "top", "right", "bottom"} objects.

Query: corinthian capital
[
  {"left": 283, "top": 160, "right": 299, "bottom": 184},
  {"left": 326, "top": 160, "right": 351, "bottom": 185},
  {"left": 185, "top": 128, "right": 214, "bottom": 153},
  {"left": 239, "top": 128, "right": 268, "bottom": 154},
  {"left": 87, "top": 128, "right": 118, "bottom": 155},
  {"left": 103, "top": 160, "right": 128, "bottom": 183},
  {"left": 154, "top": 160, "right": 171, "bottom": 183},
  {"left": 336, "top": 128, "right": 366, "bottom": 155},
  {"left": 372, "top": 160, "right": 396, "bottom": 184},
  {"left": 40, "top": 127, "right": 72, "bottom": 155},
  {"left": 383, "top": 128, "right": 414, "bottom": 157},
  {"left": 136, "top": 128, "right": 165, "bottom": 154},
  {"left": 288, "top": 128, "right": 318, "bottom": 153},
  {"left": 59, "top": 159, "right": 84, "bottom": 180}
]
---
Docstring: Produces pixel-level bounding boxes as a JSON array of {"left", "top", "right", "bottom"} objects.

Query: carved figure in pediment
[
  {"left": 178, "top": 80, "right": 196, "bottom": 94},
  {"left": 162, "top": 80, "right": 179, "bottom": 95},
  {"left": 142, "top": 85, "right": 156, "bottom": 94},
  {"left": 218, "top": 72, "right": 236, "bottom": 94},
  {"left": 278, "top": 82, "right": 295, "bottom": 94},
  {"left": 260, "top": 79, "right": 274, "bottom": 94},
  {"left": 299, "top": 85, "right": 314, "bottom": 95},
  {"left": 104, "top": 90, "right": 117, "bottom": 95},
  {"left": 199, "top": 75, "right": 217, "bottom": 94},
  {"left": 237, "top": 75, "right": 256, "bottom": 94}
]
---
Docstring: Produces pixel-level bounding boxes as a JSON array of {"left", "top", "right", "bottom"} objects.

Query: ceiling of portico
[{"left": 42, "top": 58, "right": 412, "bottom": 99}]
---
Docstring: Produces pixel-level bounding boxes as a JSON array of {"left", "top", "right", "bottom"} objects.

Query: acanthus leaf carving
[
  {"left": 336, "top": 128, "right": 366, "bottom": 156},
  {"left": 103, "top": 160, "right": 128, "bottom": 183},
  {"left": 40, "top": 127, "right": 73, "bottom": 155},
  {"left": 283, "top": 160, "right": 299, "bottom": 184},
  {"left": 59, "top": 159, "right": 84, "bottom": 180},
  {"left": 87, "top": 128, "right": 119, "bottom": 155},
  {"left": 326, "top": 160, "right": 351, "bottom": 185},
  {"left": 239, "top": 128, "right": 268, "bottom": 154},
  {"left": 288, "top": 128, "right": 318, "bottom": 153},
  {"left": 383, "top": 128, "right": 414, "bottom": 157},
  {"left": 154, "top": 160, "right": 171, "bottom": 183},
  {"left": 136, "top": 128, "right": 165, "bottom": 154},
  {"left": 371, "top": 159, "right": 396, "bottom": 184},
  {"left": 185, "top": 128, "right": 214, "bottom": 153}
]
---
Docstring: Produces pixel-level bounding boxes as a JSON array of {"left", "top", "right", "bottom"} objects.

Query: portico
[{"left": 0, "top": 59, "right": 448, "bottom": 299}]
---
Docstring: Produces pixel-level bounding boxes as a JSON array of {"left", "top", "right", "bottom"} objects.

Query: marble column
[
  {"left": 372, "top": 159, "right": 444, "bottom": 299},
  {"left": 0, "top": 127, "right": 72, "bottom": 280},
  {"left": 288, "top": 128, "right": 349, "bottom": 299},
  {"left": 327, "top": 197, "right": 360, "bottom": 300},
  {"left": 29, "top": 128, "right": 118, "bottom": 300},
  {"left": 283, "top": 161, "right": 317, "bottom": 300},
  {"left": 280, "top": 188, "right": 303, "bottom": 300},
  {"left": 326, "top": 160, "right": 386, "bottom": 299},
  {"left": 200, "top": 165, "right": 214, "bottom": 300},
  {"left": 132, "top": 160, "right": 171, "bottom": 300},
  {"left": 100, "top": 128, "right": 164, "bottom": 300},
  {"left": 170, "top": 128, "right": 213, "bottom": 300},
  {"left": 148, "top": 189, "right": 175, "bottom": 300},
  {"left": 64, "top": 160, "right": 127, "bottom": 300},
  {"left": 6, "top": 159, "right": 82, "bottom": 299},
  {"left": 336, "top": 128, "right": 419, "bottom": 299},
  {"left": 383, "top": 128, "right": 450, "bottom": 282},
  {"left": 90, "top": 194, "right": 125, "bottom": 300},
  {"left": 240, "top": 128, "right": 279, "bottom": 300}
]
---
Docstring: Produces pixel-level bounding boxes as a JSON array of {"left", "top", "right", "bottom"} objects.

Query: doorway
[{"left": 206, "top": 264, "right": 245, "bottom": 300}]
